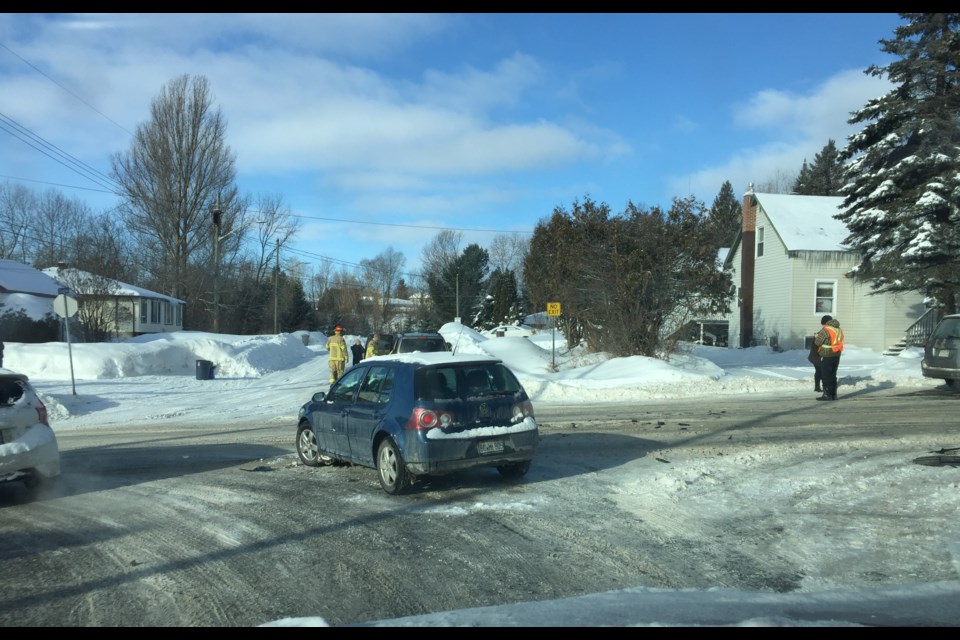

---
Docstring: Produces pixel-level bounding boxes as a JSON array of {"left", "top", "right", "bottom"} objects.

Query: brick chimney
[{"left": 739, "top": 184, "right": 757, "bottom": 348}]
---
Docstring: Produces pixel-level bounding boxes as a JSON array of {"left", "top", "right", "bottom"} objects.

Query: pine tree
[
  {"left": 793, "top": 139, "right": 845, "bottom": 195},
  {"left": 838, "top": 13, "right": 960, "bottom": 313},
  {"left": 706, "top": 181, "right": 742, "bottom": 252}
]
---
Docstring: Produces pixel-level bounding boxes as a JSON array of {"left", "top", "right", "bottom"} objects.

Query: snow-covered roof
[
  {"left": 41, "top": 267, "right": 184, "bottom": 304},
  {"left": 754, "top": 192, "right": 849, "bottom": 252},
  {"left": 0, "top": 259, "right": 61, "bottom": 297}
]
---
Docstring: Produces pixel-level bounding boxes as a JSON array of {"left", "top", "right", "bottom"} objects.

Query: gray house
[
  {"left": 0, "top": 258, "right": 62, "bottom": 318},
  {"left": 722, "top": 187, "right": 929, "bottom": 353}
]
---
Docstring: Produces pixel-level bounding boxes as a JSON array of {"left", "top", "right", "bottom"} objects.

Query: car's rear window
[
  {"left": 397, "top": 337, "right": 447, "bottom": 353},
  {"left": 415, "top": 364, "right": 522, "bottom": 401},
  {"left": 933, "top": 318, "right": 960, "bottom": 340}
]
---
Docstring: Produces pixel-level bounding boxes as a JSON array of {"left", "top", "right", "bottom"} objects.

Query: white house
[
  {"left": 723, "top": 187, "right": 929, "bottom": 353},
  {"left": 42, "top": 265, "right": 184, "bottom": 338}
]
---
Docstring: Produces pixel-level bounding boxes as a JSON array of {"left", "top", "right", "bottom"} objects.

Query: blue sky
[{"left": 0, "top": 13, "right": 901, "bottom": 278}]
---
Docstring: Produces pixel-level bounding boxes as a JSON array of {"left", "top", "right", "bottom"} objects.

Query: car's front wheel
[
  {"left": 497, "top": 460, "right": 531, "bottom": 479},
  {"left": 296, "top": 422, "right": 333, "bottom": 467},
  {"left": 377, "top": 438, "right": 409, "bottom": 495}
]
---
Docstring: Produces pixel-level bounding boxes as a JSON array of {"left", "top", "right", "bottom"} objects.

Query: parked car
[
  {"left": 0, "top": 369, "right": 60, "bottom": 491},
  {"left": 483, "top": 325, "right": 536, "bottom": 338},
  {"left": 922, "top": 313, "right": 960, "bottom": 389},
  {"left": 390, "top": 331, "right": 451, "bottom": 354},
  {"left": 296, "top": 353, "right": 538, "bottom": 494}
]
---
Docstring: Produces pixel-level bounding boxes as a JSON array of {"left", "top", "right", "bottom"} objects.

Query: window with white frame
[
  {"left": 756, "top": 226, "right": 765, "bottom": 258},
  {"left": 163, "top": 301, "right": 173, "bottom": 325},
  {"left": 150, "top": 299, "right": 160, "bottom": 324},
  {"left": 175, "top": 303, "right": 183, "bottom": 326},
  {"left": 140, "top": 300, "right": 148, "bottom": 323},
  {"left": 815, "top": 280, "right": 836, "bottom": 314}
]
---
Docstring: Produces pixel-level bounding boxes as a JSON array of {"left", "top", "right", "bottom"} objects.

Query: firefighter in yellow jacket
[{"left": 326, "top": 325, "right": 348, "bottom": 384}]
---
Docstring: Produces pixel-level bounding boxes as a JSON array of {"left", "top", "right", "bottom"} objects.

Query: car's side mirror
[{"left": 313, "top": 391, "right": 327, "bottom": 403}]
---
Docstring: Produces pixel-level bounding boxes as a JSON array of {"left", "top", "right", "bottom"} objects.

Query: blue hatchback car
[{"left": 296, "top": 353, "right": 539, "bottom": 494}]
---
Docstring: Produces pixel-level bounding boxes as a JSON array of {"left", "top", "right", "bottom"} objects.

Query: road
[{"left": 1, "top": 388, "right": 958, "bottom": 627}]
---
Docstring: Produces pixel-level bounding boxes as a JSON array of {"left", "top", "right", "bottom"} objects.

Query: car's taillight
[
  {"left": 407, "top": 408, "right": 454, "bottom": 430},
  {"left": 513, "top": 399, "right": 534, "bottom": 422},
  {"left": 36, "top": 399, "right": 49, "bottom": 426}
]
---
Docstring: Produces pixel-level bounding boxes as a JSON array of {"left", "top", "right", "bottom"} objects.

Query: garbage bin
[{"left": 196, "top": 359, "right": 214, "bottom": 380}]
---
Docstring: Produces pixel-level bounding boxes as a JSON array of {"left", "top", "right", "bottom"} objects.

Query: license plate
[
  {"left": 477, "top": 439, "right": 504, "bottom": 455},
  {"left": 939, "top": 349, "right": 952, "bottom": 357}
]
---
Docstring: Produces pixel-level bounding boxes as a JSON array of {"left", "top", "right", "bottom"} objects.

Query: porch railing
[{"left": 903, "top": 307, "right": 940, "bottom": 347}]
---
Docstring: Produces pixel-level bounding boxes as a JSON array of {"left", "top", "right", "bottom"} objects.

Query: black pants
[
  {"left": 813, "top": 364, "right": 822, "bottom": 389},
  {"left": 820, "top": 356, "right": 841, "bottom": 398}
]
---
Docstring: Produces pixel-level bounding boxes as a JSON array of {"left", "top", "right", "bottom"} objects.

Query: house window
[
  {"left": 175, "top": 303, "right": 183, "bottom": 326},
  {"left": 815, "top": 280, "right": 836, "bottom": 314},
  {"left": 163, "top": 301, "right": 173, "bottom": 325},
  {"left": 140, "top": 300, "right": 147, "bottom": 323},
  {"left": 756, "top": 226, "right": 765, "bottom": 258},
  {"left": 150, "top": 299, "right": 160, "bottom": 324}
]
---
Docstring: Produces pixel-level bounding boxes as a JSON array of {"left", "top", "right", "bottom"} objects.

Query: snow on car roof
[{"left": 366, "top": 352, "right": 500, "bottom": 366}]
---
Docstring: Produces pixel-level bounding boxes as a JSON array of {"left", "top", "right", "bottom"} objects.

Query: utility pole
[
  {"left": 274, "top": 237, "right": 279, "bottom": 334},
  {"left": 212, "top": 193, "right": 222, "bottom": 333},
  {"left": 455, "top": 269, "right": 460, "bottom": 323}
]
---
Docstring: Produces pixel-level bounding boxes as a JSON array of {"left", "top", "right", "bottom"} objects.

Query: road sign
[
  {"left": 53, "top": 294, "right": 79, "bottom": 318},
  {"left": 546, "top": 302, "right": 561, "bottom": 317}
]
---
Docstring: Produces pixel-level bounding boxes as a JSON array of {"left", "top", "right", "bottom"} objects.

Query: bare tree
[
  {"left": 755, "top": 169, "right": 798, "bottom": 194},
  {"left": 111, "top": 74, "right": 239, "bottom": 329},
  {"left": 419, "top": 229, "right": 462, "bottom": 284},
  {"left": 52, "top": 266, "right": 126, "bottom": 341},
  {"left": 488, "top": 232, "right": 529, "bottom": 287},
  {"left": 0, "top": 182, "right": 35, "bottom": 262},
  {"left": 249, "top": 193, "right": 300, "bottom": 284},
  {"left": 361, "top": 247, "right": 406, "bottom": 329}
]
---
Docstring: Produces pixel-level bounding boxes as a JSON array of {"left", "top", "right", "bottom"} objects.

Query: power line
[
  {"left": 287, "top": 212, "right": 534, "bottom": 235},
  {"left": 0, "top": 111, "right": 120, "bottom": 193},
  {"left": 0, "top": 41, "right": 134, "bottom": 138}
]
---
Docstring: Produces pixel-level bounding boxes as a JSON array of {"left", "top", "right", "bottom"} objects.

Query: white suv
[{"left": 0, "top": 369, "right": 60, "bottom": 492}]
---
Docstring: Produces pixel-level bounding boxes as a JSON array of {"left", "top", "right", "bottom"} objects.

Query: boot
[
  {"left": 816, "top": 394, "right": 834, "bottom": 401},
  {"left": 814, "top": 385, "right": 822, "bottom": 392}
]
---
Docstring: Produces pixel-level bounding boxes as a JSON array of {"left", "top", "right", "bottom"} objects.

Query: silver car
[
  {"left": 0, "top": 369, "right": 60, "bottom": 491},
  {"left": 922, "top": 313, "right": 960, "bottom": 389}
]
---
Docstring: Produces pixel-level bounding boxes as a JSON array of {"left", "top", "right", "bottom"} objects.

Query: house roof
[
  {"left": 0, "top": 259, "right": 62, "bottom": 297},
  {"left": 754, "top": 192, "right": 848, "bottom": 252},
  {"left": 723, "top": 192, "right": 850, "bottom": 270},
  {"left": 41, "top": 267, "right": 185, "bottom": 304}
]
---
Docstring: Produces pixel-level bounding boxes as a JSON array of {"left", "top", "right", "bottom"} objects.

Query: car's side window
[
  {"left": 331, "top": 367, "right": 365, "bottom": 403},
  {"left": 375, "top": 368, "right": 396, "bottom": 405},
  {"left": 358, "top": 366, "right": 391, "bottom": 404}
]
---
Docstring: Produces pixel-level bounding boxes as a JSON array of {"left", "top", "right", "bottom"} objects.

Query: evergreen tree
[
  {"left": 476, "top": 268, "right": 522, "bottom": 329},
  {"left": 706, "top": 181, "right": 742, "bottom": 253},
  {"left": 793, "top": 139, "right": 845, "bottom": 195},
  {"left": 838, "top": 13, "right": 960, "bottom": 313}
]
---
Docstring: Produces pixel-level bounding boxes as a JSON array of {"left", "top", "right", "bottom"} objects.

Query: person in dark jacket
[
  {"left": 808, "top": 335, "right": 822, "bottom": 393},
  {"left": 814, "top": 315, "right": 844, "bottom": 401},
  {"left": 350, "top": 339, "right": 364, "bottom": 367}
]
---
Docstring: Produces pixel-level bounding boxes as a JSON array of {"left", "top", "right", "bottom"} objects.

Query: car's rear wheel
[
  {"left": 497, "top": 460, "right": 531, "bottom": 479},
  {"left": 296, "top": 422, "right": 333, "bottom": 467},
  {"left": 377, "top": 438, "right": 409, "bottom": 495}
]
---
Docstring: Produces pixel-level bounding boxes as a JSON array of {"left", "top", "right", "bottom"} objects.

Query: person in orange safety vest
[{"left": 814, "top": 315, "right": 844, "bottom": 401}]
